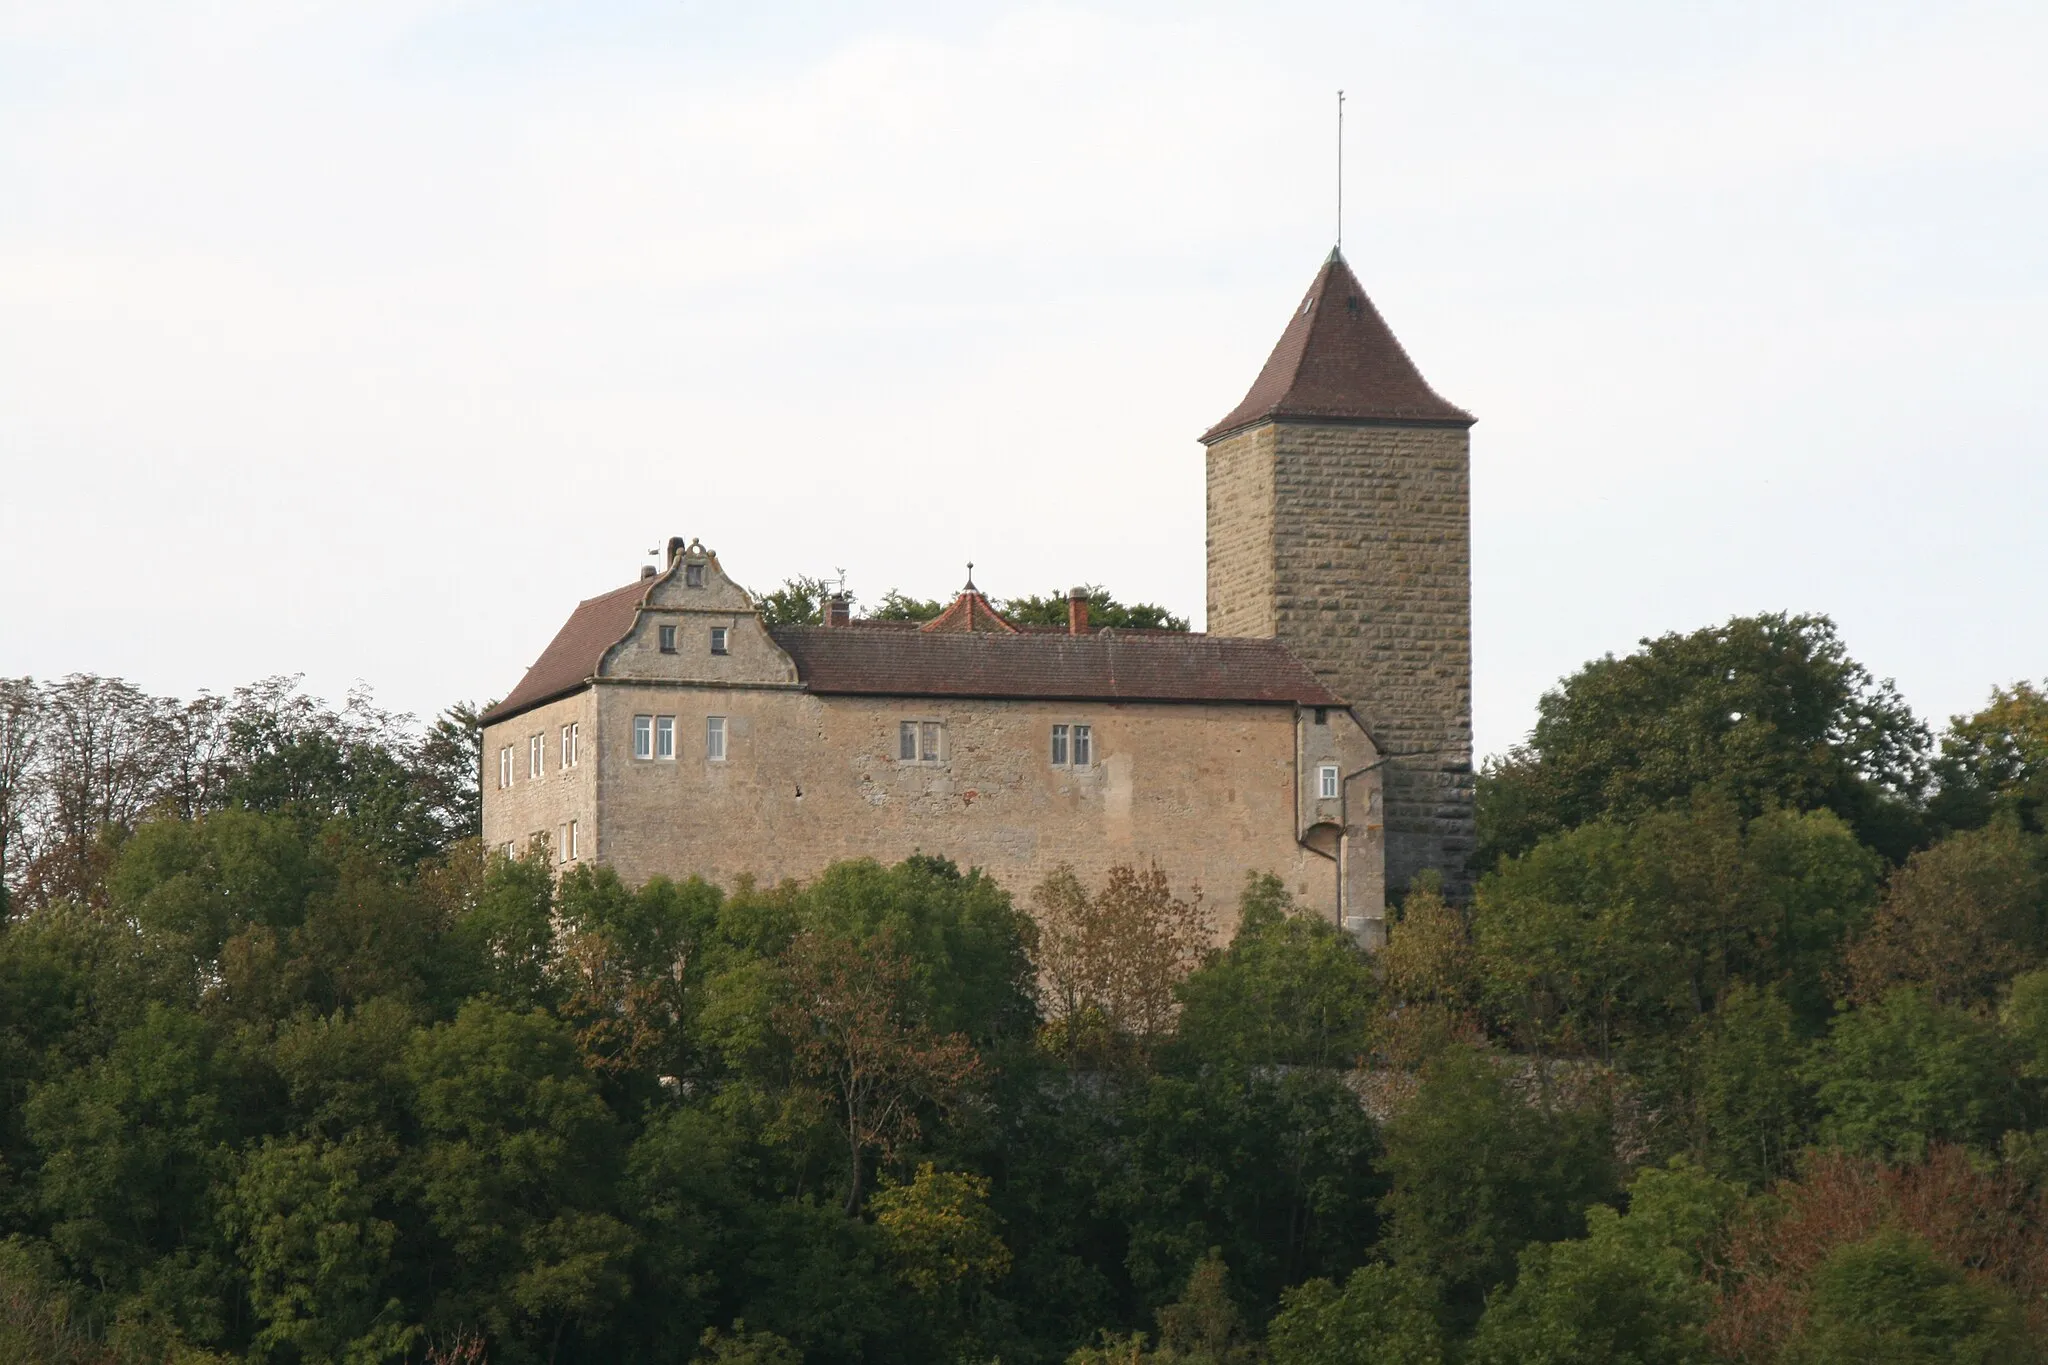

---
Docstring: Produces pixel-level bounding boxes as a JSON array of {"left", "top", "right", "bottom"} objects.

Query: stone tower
[{"left": 1202, "top": 248, "right": 1474, "bottom": 897}]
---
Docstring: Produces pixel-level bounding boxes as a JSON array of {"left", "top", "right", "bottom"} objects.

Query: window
[
  {"left": 502, "top": 841, "right": 515, "bottom": 859},
  {"left": 707, "top": 715, "right": 727, "bottom": 762},
  {"left": 558, "top": 825, "right": 568, "bottom": 863},
  {"left": 498, "top": 745, "right": 512, "bottom": 789},
  {"left": 1052, "top": 723, "right": 1092, "bottom": 767},
  {"left": 710, "top": 626, "right": 729, "bottom": 655},
  {"left": 568, "top": 820, "right": 579, "bottom": 860},
  {"left": 633, "top": 715, "right": 653, "bottom": 760},
  {"left": 658, "top": 624, "right": 677, "bottom": 653},
  {"left": 656, "top": 715, "right": 676, "bottom": 760},
  {"left": 898, "top": 720, "right": 944, "bottom": 764},
  {"left": 561, "top": 723, "right": 579, "bottom": 768},
  {"left": 1319, "top": 764, "right": 1341, "bottom": 800},
  {"left": 529, "top": 734, "right": 543, "bottom": 779},
  {"left": 684, "top": 563, "right": 705, "bottom": 588},
  {"left": 1314, "top": 707, "right": 1329, "bottom": 727}
]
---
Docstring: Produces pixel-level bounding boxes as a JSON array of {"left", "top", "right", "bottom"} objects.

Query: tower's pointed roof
[{"left": 1202, "top": 248, "right": 1472, "bottom": 443}]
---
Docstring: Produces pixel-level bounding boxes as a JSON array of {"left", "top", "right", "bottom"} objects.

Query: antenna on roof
[
  {"left": 965, "top": 561, "right": 976, "bottom": 591},
  {"left": 1335, "top": 88, "right": 1345, "bottom": 253}
]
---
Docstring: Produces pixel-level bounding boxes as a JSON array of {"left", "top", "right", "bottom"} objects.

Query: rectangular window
[
  {"left": 503, "top": 841, "right": 515, "bottom": 859},
  {"left": 655, "top": 715, "right": 676, "bottom": 760},
  {"left": 658, "top": 624, "right": 677, "bottom": 653},
  {"left": 707, "top": 715, "right": 727, "bottom": 762},
  {"left": 529, "top": 734, "right": 543, "bottom": 779},
  {"left": 568, "top": 819, "right": 579, "bottom": 860},
  {"left": 633, "top": 715, "right": 653, "bottom": 759},
  {"left": 684, "top": 563, "right": 705, "bottom": 588},
  {"left": 1050, "top": 723, "right": 1068, "bottom": 766},
  {"left": 710, "top": 626, "right": 729, "bottom": 655},
  {"left": 1320, "top": 764, "right": 1341, "bottom": 800},
  {"left": 558, "top": 825, "right": 568, "bottom": 863},
  {"left": 900, "top": 721, "right": 919, "bottom": 761},
  {"left": 1072, "top": 724, "right": 1092, "bottom": 767},
  {"left": 498, "top": 746, "right": 512, "bottom": 789},
  {"left": 561, "top": 723, "right": 580, "bottom": 768}
]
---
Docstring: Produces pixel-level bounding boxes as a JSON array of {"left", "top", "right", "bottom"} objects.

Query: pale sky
[{"left": 3, "top": 1, "right": 2043, "bottom": 761}]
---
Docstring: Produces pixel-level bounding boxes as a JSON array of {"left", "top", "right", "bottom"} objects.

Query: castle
[{"left": 480, "top": 248, "right": 1473, "bottom": 941}]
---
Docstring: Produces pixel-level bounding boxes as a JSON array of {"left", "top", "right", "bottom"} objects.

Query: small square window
[
  {"left": 710, "top": 626, "right": 729, "bottom": 655},
  {"left": 1319, "top": 764, "right": 1340, "bottom": 800},
  {"left": 684, "top": 563, "right": 705, "bottom": 588},
  {"left": 633, "top": 715, "right": 653, "bottom": 760},
  {"left": 707, "top": 715, "right": 727, "bottom": 762},
  {"left": 1072, "top": 724, "right": 1092, "bottom": 767},
  {"left": 658, "top": 624, "right": 677, "bottom": 653},
  {"left": 655, "top": 716, "right": 676, "bottom": 760},
  {"left": 1050, "top": 724, "right": 1068, "bottom": 766},
  {"left": 900, "top": 721, "right": 919, "bottom": 762},
  {"left": 529, "top": 734, "right": 543, "bottom": 779}
]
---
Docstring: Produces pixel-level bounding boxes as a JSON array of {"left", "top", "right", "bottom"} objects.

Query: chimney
[
  {"left": 1067, "top": 586, "right": 1089, "bottom": 636},
  {"left": 825, "top": 592, "right": 851, "bottom": 628},
  {"left": 639, "top": 565, "right": 657, "bottom": 580}
]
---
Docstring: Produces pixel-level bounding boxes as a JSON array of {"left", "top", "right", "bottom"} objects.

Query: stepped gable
[
  {"left": 482, "top": 578, "right": 647, "bottom": 723},
  {"left": 1202, "top": 248, "right": 1473, "bottom": 442},
  {"left": 771, "top": 624, "right": 1342, "bottom": 706}
]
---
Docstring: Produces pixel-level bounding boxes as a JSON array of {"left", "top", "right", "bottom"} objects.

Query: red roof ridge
[{"left": 1202, "top": 248, "right": 1472, "bottom": 442}]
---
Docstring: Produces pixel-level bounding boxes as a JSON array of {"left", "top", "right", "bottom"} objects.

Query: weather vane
[{"left": 1336, "top": 88, "right": 1346, "bottom": 252}]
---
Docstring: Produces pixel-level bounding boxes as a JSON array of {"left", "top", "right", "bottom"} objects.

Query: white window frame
[
  {"left": 1319, "top": 764, "right": 1341, "bottom": 800},
  {"left": 633, "top": 715, "right": 653, "bottom": 760},
  {"left": 1050, "top": 723, "right": 1068, "bottom": 767},
  {"left": 529, "top": 734, "right": 543, "bottom": 779},
  {"left": 567, "top": 819, "right": 579, "bottom": 860},
  {"left": 710, "top": 625, "right": 729, "bottom": 656},
  {"left": 706, "top": 715, "right": 727, "bottom": 762},
  {"left": 655, "top": 715, "right": 676, "bottom": 760},
  {"left": 898, "top": 718, "right": 944, "bottom": 764},
  {"left": 558, "top": 824, "right": 568, "bottom": 863},
  {"left": 561, "top": 723, "right": 579, "bottom": 768},
  {"left": 1072, "top": 723, "right": 1091, "bottom": 767},
  {"left": 498, "top": 745, "right": 512, "bottom": 789}
]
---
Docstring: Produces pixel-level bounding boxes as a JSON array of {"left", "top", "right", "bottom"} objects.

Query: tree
[
  {"left": 1845, "top": 823, "right": 2048, "bottom": 1009},
  {"left": 1781, "top": 1227, "right": 2034, "bottom": 1365},
  {"left": 1930, "top": 681, "right": 2048, "bottom": 834},
  {"left": 1807, "top": 988, "right": 2027, "bottom": 1162},
  {"left": 1688, "top": 984, "right": 1813, "bottom": 1188},
  {"left": 1150, "top": 1250, "right": 1254, "bottom": 1364},
  {"left": 1032, "top": 863, "right": 1209, "bottom": 1065},
  {"left": 1171, "top": 874, "right": 1375, "bottom": 1070},
  {"left": 1377, "top": 1044, "right": 1618, "bottom": 1321},
  {"left": 868, "top": 590, "right": 946, "bottom": 623},
  {"left": 773, "top": 929, "right": 980, "bottom": 1214},
  {"left": 1001, "top": 587, "right": 1189, "bottom": 632},
  {"left": 871, "top": 1163, "right": 1012, "bottom": 1358},
  {"left": 1477, "top": 613, "right": 1929, "bottom": 868},
  {"left": 1465, "top": 1208, "right": 1710, "bottom": 1365},
  {"left": 0, "top": 677, "right": 44, "bottom": 909},
  {"left": 751, "top": 576, "right": 840, "bottom": 628},
  {"left": 1266, "top": 1262, "right": 1444, "bottom": 1365}
]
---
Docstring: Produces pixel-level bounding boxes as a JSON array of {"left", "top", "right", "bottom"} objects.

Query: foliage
[
  {"left": 1477, "top": 612, "right": 1929, "bottom": 868},
  {"left": 1032, "top": 863, "right": 1209, "bottom": 1065},
  {"left": 1376, "top": 872, "right": 1482, "bottom": 1065},
  {"left": 1377, "top": 1044, "right": 1618, "bottom": 1321},
  {"left": 1931, "top": 681, "right": 2048, "bottom": 834},
  {"left": 1781, "top": 1227, "right": 2036, "bottom": 1365},
  {"left": 1001, "top": 586, "right": 1190, "bottom": 633},
  {"left": 750, "top": 575, "right": 840, "bottom": 628},
  {"left": 1687, "top": 983, "right": 1813, "bottom": 1187},
  {"left": 1806, "top": 988, "right": 2028, "bottom": 1162},
  {"left": 1266, "top": 1262, "right": 1444, "bottom": 1365},
  {"left": 1844, "top": 822, "right": 2048, "bottom": 1008}
]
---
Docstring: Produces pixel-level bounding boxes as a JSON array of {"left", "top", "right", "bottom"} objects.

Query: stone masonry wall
[
  {"left": 481, "top": 689, "right": 598, "bottom": 867},
  {"left": 1205, "top": 424, "right": 1277, "bottom": 639},
  {"left": 1210, "top": 419, "right": 1474, "bottom": 897},
  {"left": 590, "top": 684, "right": 1376, "bottom": 942}
]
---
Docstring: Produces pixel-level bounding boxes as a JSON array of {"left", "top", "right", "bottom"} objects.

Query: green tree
[
  {"left": 1930, "top": 681, "right": 2048, "bottom": 834},
  {"left": 1477, "top": 612, "right": 1928, "bottom": 868},
  {"left": 1171, "top": 874, "right": 1375, "bottom": 1070},
  {"left": 1465, "top": 1211, "right": 1709, "bottom": 1365},
  {"left": 1378, "top": 1044, "right": 1617, "bottom": 1322},
  {"left": 1781, "top": 1227, "right": 2035, "bottom": 1365},
  {"left": 1001, "top": 587, "right": 1189, "bottom": 632},
  {"left": 1266, "top": 1262, "right": 1444, "bottom": 1365},
  {"left": 1808, "top": 988, "right": 2027, "bottom": 1162},
  {"left": 1150, "top": 1250, "right": 1254, "bottom": 1364},
  {"left": 1845, "top": 823, "right": 2048, "bottom": 1009},
  {"left": 751, "top": 576, "right": 839, "bottom": 628},
  {"left": 1689, "top": 984, "right": 1813, "bottom": 1187}
]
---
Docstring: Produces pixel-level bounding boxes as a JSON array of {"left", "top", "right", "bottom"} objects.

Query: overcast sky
[{"left": 3, "top": 0, "right": 2043, "bottom": 760}]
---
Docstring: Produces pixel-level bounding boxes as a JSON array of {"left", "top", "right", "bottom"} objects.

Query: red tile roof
[
  {"left": 481, "top": 578, "right": 647, "bottom": 724},
  {"left": 771, "top": 625, "right": 1342, "bottom": 706},
  {"left": 1203, "top": 248, "right": 1472, "bottom": 442},
  {"left": 919, "top": 588, "right": 1019, "bottom": 634}
]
